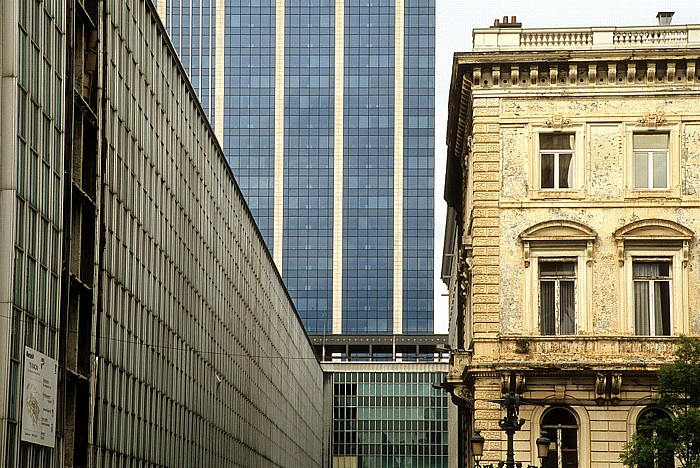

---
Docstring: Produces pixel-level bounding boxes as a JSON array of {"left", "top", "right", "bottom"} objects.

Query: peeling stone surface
[
  {"left": 588, "top": 125, "right": 623, "bottom": 198},
  {"left": 500, "top": 126, "right": 528, "bottom": 198},
  {"left": 683, "top": 124, "right": 700, "bottom": 197}
]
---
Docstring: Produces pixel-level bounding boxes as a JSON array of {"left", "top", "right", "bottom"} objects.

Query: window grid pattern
[
  {"left": 165, "top": 0, "right": 216, "bottom": 121},
  {"left": 282, "top": 0, "right": 334, "bottom": 334},
  {"left": 8, "top": 1, "right": 66, "bottom": 465},
  {"left": 342, "top": 0, "right": 395, "bottom": 334},
  {"left": 333, "top": 372, "right": 449, "bottom": 468},
  {"left": 95, "top": 1, "right": 323, "bottom": 466},
  {"left": 402, "top": 0, "right": 434, "bottom": 334},
  {"left": 222, "top": 0, "right": 275, "bottom": 246}
]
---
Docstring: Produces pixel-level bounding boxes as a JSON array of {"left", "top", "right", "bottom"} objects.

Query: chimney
[
  {"left": 656, "top": 11, "right": 674, "bottom": 26},
  {"left": 490, "top": 15, "right": 522, "bottom": 28}
]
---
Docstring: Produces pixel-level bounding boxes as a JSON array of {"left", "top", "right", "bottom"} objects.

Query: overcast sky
[{"left": 432, "top": 0, "right": 700, "bottom": 333}]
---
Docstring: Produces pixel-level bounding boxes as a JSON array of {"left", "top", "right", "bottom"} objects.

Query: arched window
[
  {"left": 636, "top": 407, "right": 674, "bottom": 467},
  {"left": 541, "top": 407, "right": 578, "bottom": 468}
]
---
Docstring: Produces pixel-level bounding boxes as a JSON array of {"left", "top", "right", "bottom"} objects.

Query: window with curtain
[
  {"left": 633, "top": 133, "right": 669, "bottom": 189},
  {"left": 633, "top": 259, "right": 672, "bottom": 336},
  {"left": 539, "top": 260, "right": 576, "bottom": 335},
  {"left": 542, "top": 407, "right": 579, "bottom": 468},
  {"left": 540, "top": 133, "right": 575, "bottom": 189}
]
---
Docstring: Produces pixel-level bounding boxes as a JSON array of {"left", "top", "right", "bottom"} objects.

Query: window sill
[
  {"left": 529, "top": 189, "right": 585, "bottom": 200},
  {"left": 624, "top": 188, "right": 680, "bottom": 200}
]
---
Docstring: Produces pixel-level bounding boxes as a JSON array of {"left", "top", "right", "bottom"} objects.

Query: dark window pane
[
  {"left": 541, "top": 153, "right": 554, "bottom": 188},
  {"left": 560, "top": 281, "right": 575, "bottom": 334},
  {"left": 540, "top": 281, "right": 555, "bottom": 335},
  {"left": 559, "top": 154, "right": 573, "bottom": 188},
  {"left": 540, "top": 133, "right": 574, "bottom": 150}
]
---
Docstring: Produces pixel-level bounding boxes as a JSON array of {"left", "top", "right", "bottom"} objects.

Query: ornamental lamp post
[{"left": 470, "top": 392, "right": 551, "bottom": 468}]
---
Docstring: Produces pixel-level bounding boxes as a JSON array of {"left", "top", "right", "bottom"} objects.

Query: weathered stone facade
[{"left": 443, "top": 21, "right": 700, "bottom": 467}]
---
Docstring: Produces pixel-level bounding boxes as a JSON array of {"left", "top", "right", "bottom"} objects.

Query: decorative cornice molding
[{"left": 461, "top": 59, "right": 699, "bottom": 90}]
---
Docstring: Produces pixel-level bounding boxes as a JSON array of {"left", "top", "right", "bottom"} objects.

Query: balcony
[{"left": 495, "top": 335, "right": 679, "bottom": 370}]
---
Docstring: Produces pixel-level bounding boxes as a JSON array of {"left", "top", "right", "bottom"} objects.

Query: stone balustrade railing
[{"left": 473, "top": 25, "right": 700, "bottom": 51}]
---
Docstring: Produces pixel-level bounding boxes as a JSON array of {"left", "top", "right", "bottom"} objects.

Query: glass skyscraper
[
  {"left": 156, "top": 2, "right": 447, "bottom": 466},
  {"left": 157, "top": 0, "right": 434, "bottom": 337}
]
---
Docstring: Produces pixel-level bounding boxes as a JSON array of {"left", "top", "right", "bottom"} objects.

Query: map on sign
[{"left": 21, "top": 347, "right": 58, "bottom": 448}]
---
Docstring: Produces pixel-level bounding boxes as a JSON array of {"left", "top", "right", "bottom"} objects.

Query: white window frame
[
  {"left": 624, "top": 123, "right": 680, "bottom": 198},
  {"left": 615, "top": 220, "right": 692, "bottom": 336},
  {"left": 529, "top": 124, "right": 585, "bottom": 199},
  {"left": 520, "top": 220, "right": 596, "bottom": 336},
  {"left": 632, "top": 258, "right": 673, "bottom": 336},
  {"left": 538, "top": 259, "right": 578, "bottom": 336},
  {"left": 539, "top": 134, "right": 575, "bottom": 190},
  {"left": 620, "top": 246, "right": 686, "bottom": 336}
]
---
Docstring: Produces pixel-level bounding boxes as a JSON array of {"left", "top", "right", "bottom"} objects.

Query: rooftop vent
[
  {"left": 656, "top": 11, "right": 674, "bottom": 26},
  {"left": 491, "top": 15, "right": 522, "bottom": 29}
]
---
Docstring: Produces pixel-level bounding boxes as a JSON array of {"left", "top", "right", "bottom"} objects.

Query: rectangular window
[
  {"left": 539, "top": 260, "right": 576, "bottom": 335},
  {"left": 540, "top": 133, "right": 574, "bottom": 189},
  {"left": 633, "top": 133, "right": 668, "bottom": 189},
  {"left": 633, "top": 259, "right": 671, "bottom": 336}
]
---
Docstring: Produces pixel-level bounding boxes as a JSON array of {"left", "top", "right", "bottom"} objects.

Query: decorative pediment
[
  {"left": 613, "top": 219, "right": 693, "bottom": 241},
  {"left": 519, "top": 220, "right": 597, "bottom": 242},
  {"left": 519, "top": 221, "right": 597, "bottom": 267},
  {"left": 614, "top": 219, "right": 693, "bottom": 266}
]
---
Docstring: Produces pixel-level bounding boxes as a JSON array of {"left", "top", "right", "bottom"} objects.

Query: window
[
  {"left": 540, "top": 134, "right": 574, "bottom": 189},
  {"left": 539, "top": 260, "right": 576, "bottom": 335},
  {"left": 615, "top": 219, "right": 692, "bottom": 336},
  {"left": 633, "top": 133, "right": 669, "bottom": 189},
  {"left": 542, "top": 407, "right": 578, "bottom": 468},
  {"left": 520, "top": 221, "right": 596, "bottom": 336},
  {"left": 635, "top": 407, "right": 674, "bottom": 468},
  {"left": 633, "top": 260, "right": 672, "bottom": 336}
]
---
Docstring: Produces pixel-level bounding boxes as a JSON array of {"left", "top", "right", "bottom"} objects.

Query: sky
[{"left": 432, "top": 0, "right": 700, "bottom": 333}]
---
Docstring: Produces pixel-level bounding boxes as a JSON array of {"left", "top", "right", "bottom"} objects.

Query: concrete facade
[
  {"left": 0, "top": 0, "right": 325, "bottom": 466},
  {"left": 443, "top": 19, "right": 700, "bottom": 467}
]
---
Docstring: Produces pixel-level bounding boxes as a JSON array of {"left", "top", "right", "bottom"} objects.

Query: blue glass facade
[
  {"left": 166, "top": 0, "right": 216, "bottom": 119},
  {"left": 342, "top": 0, "right": 395, "bottom": 334},
  {"left": 402, "top": 0, "right": 434, "bottom": 334},
  {"left": 223, "top": 0, "right": 276, "bottom": 246},
  {"left": 283, "top": 1, "right": 335, "bottom": 334},
  {"left": 161, "top": 0, "right": 434, "bottom": 335}
]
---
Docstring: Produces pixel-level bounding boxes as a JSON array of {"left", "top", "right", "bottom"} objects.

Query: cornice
[{"left": 460, "top": 56, "right": 699, "bottom": 91}]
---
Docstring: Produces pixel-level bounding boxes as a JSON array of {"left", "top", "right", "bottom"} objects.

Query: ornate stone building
[{"left": 442, "top": 16, "right": 700, "bottom": 467}]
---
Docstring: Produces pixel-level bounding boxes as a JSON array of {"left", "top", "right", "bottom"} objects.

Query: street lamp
[{"left": 470, "top": 392, "right": 551, "bottom": 468}]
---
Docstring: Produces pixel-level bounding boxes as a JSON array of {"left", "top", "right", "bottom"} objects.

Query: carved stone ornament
[
  {"left": 545, "top": 114, "right": 572, "bottom": 131},
  {"left": 450, "top": 384, "right": 474, "bottom": 408},
  {"left": 637, "top": 111, "right": 667, "bottom": 129}
]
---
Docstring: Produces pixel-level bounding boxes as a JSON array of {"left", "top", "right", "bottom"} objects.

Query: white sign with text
[{"left": 21, "top": 347, "right": 58, "bottom": 447}]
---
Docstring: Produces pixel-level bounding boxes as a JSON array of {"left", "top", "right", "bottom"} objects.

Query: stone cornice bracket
[
  {"left": 544, "top": 114, "right": 571, "bottom": 131},
  {"left": 450, "top": 384, "right": 475, "bottom": 409},
  {"left": 523, "top": 242, "right": 531, "bottom": 268},
  {"left": 595, "top": 372, "right": 623, "bottom": 401},
  {"left": 594, "top": 372, "right": 606, "bottom": 398},
  {"left": 500, "top": 372, "right": 526, "bottom": 395},
  {"left": 683, "top": 239, "right": 689, "bottom": 267},
  {"left": 637, "top": 111, "right": 667, "bottom": 130}
]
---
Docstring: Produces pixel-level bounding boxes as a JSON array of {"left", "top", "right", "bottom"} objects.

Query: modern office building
[
  {"left": 0, "top": 0, "right": 325, "bottom": 466},
  {"left": 156, "top": 0, "right": 435, "bottom": 338},
  {"left": 156, "top": 2, "right": 449, "bottom": 466},
  {"left": 443, "top": 14, "right": 700, "bottom": 467}
]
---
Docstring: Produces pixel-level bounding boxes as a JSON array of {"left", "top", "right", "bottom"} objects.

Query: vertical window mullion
[{"left": 553, "top": 152, "right": 560, "bottom": 189}]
